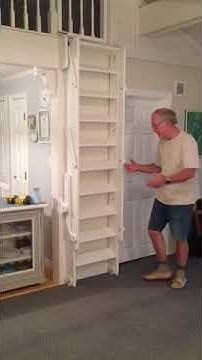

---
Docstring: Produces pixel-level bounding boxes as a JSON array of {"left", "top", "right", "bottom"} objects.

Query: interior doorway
[{"left": 119, "top": 89, "right": 172, "bottom": 263}]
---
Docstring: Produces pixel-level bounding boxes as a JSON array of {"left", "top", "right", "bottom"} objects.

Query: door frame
[
  {"left": 0, "top": 95, "right": 10, "bottom": 194},
  {"left": 119, "top": 88, "right": 173, "bottom": 263},
  {"left": 9, "top": 92, "right": 29, "bottom": 195}
]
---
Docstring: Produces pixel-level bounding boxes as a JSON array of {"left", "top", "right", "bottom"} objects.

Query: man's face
[{"left": 151, "top": 114, "right": 170, "bottom": 139}]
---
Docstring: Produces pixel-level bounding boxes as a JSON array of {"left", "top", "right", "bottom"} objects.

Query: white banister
[
  {"left": 49, "top": 0, "right": 58, "bottom": 34},
  {"left": 91, "top": 0, "right": 95, "bottom": 37},
  {"left": 36, "top": 0, "right": 41, "bottom": 32},
  {"left": 102, "top": 0, "right": 107, "bottom": 41},
  {"left": 24, "top": 0, "right": 29, "bottom": 30},
  {"left": 10, "top": 0, "right": 15, "bottom": 27},
  {"left": 80, "top": 0, "right": 84, "bottom": 35},
  {"left": 58, "top": 0, "right": 62, "bottom": 32},
  {"left": 69, "top": 0, "right": 73, "bottom": 33}
]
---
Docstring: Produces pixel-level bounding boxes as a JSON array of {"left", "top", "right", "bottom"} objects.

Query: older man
[{"left": 125, "top": 108, "right": 199, "bottom": 289}]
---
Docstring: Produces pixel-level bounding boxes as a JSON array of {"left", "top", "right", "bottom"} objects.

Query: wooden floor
[{"left": 1, "top": 266, "right": 56, "bottom": 301}]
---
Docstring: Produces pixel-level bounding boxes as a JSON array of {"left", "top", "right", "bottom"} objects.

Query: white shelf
[
  {"left": 80, "top": 227, "right": 117, "bottom": 244},
  {"left": 0, "top": 231, "right": 31, "bottom": 241},
  {"left": 0, "top": 203, "right": 48, "bottom": 213},
  {"left": 80, "top": 119, "right": 117, "bottom": 124},
  {"left": 79, "top": 206, "right": 117, "bottom": 220},
  {"left": 80, "top": 91, "right": 118, "bottom": 100},
  {"left": 76, "top": 248, "right": 116, "bottom": 267},
  {"left": 80, "top": 66, "right": 117, "bottom": 75},
  {"left": 80, "top": 184, "right": 117, "bottom": 196},
  {"left": 0, "top": 254, "right": 32, "bottom": 265},
  {"left": 80, "top": 160, "right": 117, "bottom": 172},
  {"left": 79, "top": 142, "right": 117, "bottom": 148}
]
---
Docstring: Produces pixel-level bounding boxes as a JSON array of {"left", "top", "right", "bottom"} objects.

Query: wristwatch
[{"left": 165, "top": 177, "right": 172, "bottom": 184}]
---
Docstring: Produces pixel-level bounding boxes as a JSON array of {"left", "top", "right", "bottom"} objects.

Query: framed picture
[
  {"left": 28, "top": 114, "right": 36, "bottom": 129},
  {"left": 185, "top": 110, "right": 202, "bottom": 155},
  {"left": 38, "top": 110, "right": 51, "bottom": 143}
]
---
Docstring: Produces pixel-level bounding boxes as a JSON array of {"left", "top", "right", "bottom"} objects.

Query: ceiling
[{"left": 183, "top": 21, "right": 202, "bottom": 47}]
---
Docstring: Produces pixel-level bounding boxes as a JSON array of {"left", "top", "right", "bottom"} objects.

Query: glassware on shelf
[{"left": 31, "top": 187, "right": 42, "bottom": 204}]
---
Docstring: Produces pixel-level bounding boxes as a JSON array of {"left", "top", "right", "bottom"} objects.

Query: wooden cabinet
[{"left": 0, "top": 205, "right": 46, "bottom": 292}]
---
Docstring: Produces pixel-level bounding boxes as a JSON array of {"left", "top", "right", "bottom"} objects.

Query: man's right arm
[{"left": 125, "top": 161, "right": 161, "bottom": 174}]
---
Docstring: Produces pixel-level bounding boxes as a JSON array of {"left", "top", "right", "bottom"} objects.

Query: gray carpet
[{"left": 1, "top": 256, "right": 202, "bottom": 360}]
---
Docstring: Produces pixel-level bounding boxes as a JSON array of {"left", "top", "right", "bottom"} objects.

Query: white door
[
  {"left": 9, "top": 94, "right": 29, "bottom": 195},
  {"left": 0, "top": 96, "right": 10, "bottom": 194},
  {"left": 119, "top": 90, "right": 172, "bottom": 263}
]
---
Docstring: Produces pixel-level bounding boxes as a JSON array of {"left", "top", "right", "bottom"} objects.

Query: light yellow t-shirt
[{"left": 156, "top": 130, "right": 200, "bottom": 205}]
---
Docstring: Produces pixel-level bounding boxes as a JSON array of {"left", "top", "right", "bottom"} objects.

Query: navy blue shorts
[{"left": 148, "top": 199, "right": 194, "bottom": 241}]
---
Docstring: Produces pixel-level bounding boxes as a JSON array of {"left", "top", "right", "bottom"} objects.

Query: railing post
[
  {"left": 36, "top": 0, "right": 41, "bottom": 32},
  {"left": 69, "top": 0, "right": 73, "bottom": 33},
  {"left": 24, "top": 0, "right": 29, "bottom": 30},
  {"left": 91, "top": 0, "right": 95, "bottom": 37},
  {"left": 80, "top": 0, "right": 84, "bottom": 35},
  {"left": 58, "top": 0, "right": 62, "bottom": 32},
  {"left": 10, "top": 0, "right": 15, "bottom": 27},
  {"left": 49, "top": 0, "right": 58, "bottom": 34}
]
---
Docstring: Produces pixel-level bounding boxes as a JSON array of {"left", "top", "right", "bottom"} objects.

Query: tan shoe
[
  {"left": 171, "top": 270, "right": 187, "bottom": 289},
  {"left": 142, "top": 269, "right": 173, "bottom": 281}
]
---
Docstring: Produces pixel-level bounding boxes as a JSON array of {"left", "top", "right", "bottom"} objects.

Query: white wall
[
  {"left": 108, "top": 0, "right": 202, "bottom": 68},
  {"left": 108, "top": 0, "right": 202, "bottom": 194},
  {"left": 126, "top": 59, "right": 201, "bottom": 124}
]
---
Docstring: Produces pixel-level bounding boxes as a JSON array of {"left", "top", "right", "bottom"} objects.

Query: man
[{"left": 125, "top": 108, "right": 199, "bottom": 289}]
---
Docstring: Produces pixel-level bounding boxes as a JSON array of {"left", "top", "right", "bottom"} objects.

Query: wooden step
[
  {"left": 76, "top": 249, "right": 116, "bottom": 267},
  {"left": 80, "top": 160, "right": 117, "bottom": 172},
  {"left": 80, "top": 227, "right": 117, "bottom": 243},
  {"left": 80, "top": 184, "right": 117, "bottom": 196},
  {"left": 80, "top": 91, "right": 117, "bottom": 100},
  {"left": 80, "top": 41, "right": 119, "bottom": 53},
  {"left": 79, "top": 206, "right": 117, "bottom": 220},
  {"left": 79, "top": 142, "right": 117, "bottom": 148},
  {"left": 80, "top": 66, "right": 117, "bottom": 75},
  {"left": 79, "top": 119, "right": 117, "bottom": 124}
]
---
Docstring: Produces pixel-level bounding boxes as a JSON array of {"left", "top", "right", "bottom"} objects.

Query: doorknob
[{"left": 14, "top": 176, "right": 17, "bottom": 179}]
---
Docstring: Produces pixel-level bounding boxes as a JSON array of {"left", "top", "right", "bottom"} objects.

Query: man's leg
[
  {"left": 176, "top": 240, "right": 189, "bottom": 267},
  {"left": 142, "top": 200, "right": 173, "bottom": 281},
  {"left": 148, "top": 229, "right": 167, "bottom": 262},
  {"left": 142, "top": 230, "right": 173, "bottom": 280},
  {"left": 169, "top": 204, "right": 193, "bottom": 289}
]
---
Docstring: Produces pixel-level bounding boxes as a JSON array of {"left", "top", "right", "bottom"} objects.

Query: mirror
[{"left": 0, "top": 64, "right": 54, "bottom": 210}]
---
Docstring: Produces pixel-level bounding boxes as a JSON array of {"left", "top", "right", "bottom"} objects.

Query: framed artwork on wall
[
  {"left": 185, "top": 111, "right": 202, "bottom": 155},
  {"left": 38, "top": 110, "right": 51, "bottom": 143}
]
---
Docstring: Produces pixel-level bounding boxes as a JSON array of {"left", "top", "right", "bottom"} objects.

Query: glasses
[{"left": 152, "top": 120, "right": 167, "bottom": 131}]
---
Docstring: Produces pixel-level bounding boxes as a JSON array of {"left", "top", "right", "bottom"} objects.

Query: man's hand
[
  {"left": 147, "top": 174, "right": 166, "bottom": 188},
  {"left": 125, "top": 161, "right": 140, "bottom": 173}
]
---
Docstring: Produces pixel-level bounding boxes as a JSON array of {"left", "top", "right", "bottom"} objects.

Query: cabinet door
[{"left": 0, "top": 210, "right": 44, "bottom": 292}]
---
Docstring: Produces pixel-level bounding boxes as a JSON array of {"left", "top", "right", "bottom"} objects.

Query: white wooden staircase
[{"left": 62, "top": 38, "right": 125, "bottom": 286}]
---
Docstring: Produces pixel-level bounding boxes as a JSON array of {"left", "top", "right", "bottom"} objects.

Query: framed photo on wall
[
  {"left": 185, "top": 110, "right": 202, "bottom": 155},
  {"left": 38, "top": 109, "right": 51, "bottom": 143}
]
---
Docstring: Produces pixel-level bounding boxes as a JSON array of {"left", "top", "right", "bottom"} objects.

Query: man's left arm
[
  {"left": 165, "top": 168, "right": 196, "bottom": 184},
  {"left": 147, "top": 135, "right": 199, "bottom": 188}
]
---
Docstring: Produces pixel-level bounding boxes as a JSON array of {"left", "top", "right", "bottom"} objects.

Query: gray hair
[{"left": 153, "top": 108, "right": 178, "bottom": 125}]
